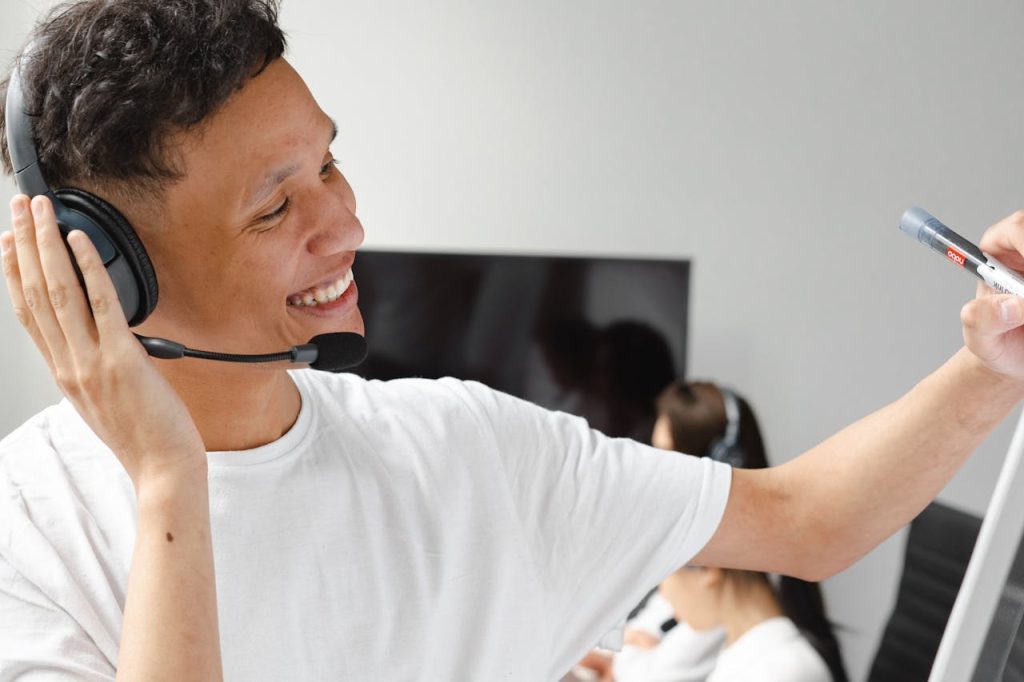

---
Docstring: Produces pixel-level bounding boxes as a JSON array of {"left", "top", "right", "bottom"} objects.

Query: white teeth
[{"left": 288, "top": 269, "right": 355, "bottom": 307}]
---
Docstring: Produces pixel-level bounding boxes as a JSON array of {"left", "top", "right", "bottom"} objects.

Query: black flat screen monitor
[{"left": 352, "top": 250, "right": 690, "bottom": 442}]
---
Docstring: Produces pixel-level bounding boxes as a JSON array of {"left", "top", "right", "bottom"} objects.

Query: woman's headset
[
  {"left": 706, "top": 386, "right": 745, "bottom": 467},
  {"left": 4, "top": 46, "right": 159, "bottom": 327}
]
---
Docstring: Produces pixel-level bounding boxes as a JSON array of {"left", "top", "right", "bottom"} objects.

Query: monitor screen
[{"left": 352, "top": 250, "right": 690, "bottom": 442}]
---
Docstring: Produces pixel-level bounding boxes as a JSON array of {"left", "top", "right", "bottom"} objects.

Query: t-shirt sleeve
[{"left": 453, "top": 380, "right": 732, "bottom": 675}]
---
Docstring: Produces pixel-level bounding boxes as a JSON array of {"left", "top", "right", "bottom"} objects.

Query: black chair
[{"left": 867, "top": 501, "right": 982, "bottom": 682}]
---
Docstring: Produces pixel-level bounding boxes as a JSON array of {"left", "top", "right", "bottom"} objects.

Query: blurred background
[{"left": 4, "top": 1, "right": 1024, "bottom": 679}]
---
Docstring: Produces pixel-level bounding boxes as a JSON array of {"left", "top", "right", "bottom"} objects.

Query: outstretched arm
[{"left": 693, "top": 211, "right": 1024, "bottom": 581}]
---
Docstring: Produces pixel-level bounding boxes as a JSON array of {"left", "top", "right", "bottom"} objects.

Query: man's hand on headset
[{"left": 2, "top": 194, "right": 206, "bottom": 488}]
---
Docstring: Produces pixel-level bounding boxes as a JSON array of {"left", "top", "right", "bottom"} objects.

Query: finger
[
  {"left": 34, "top": 201, "right": 100, "bottom": 357},
  {"left": 961, "top": 294, "right": 1024, "bottom": 362},
  {"left": 66, "top": 229, "right": 132, "bottom": 342},
  {"left": 977, "top": 280, "right": 999, "bottom": 298},
  {"left": 11, "top": 196, "right": 68, "bottom": 360},
  {"left": 978, "top": 210, "right": 1024, "bottom": 271},
  {"left": 1, "top": 228, "right": 56, "bottom": 374}
]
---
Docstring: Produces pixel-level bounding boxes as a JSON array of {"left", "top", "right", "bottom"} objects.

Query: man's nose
[{"left": 306, "top": 195, "right": 364, "bottom": 256}]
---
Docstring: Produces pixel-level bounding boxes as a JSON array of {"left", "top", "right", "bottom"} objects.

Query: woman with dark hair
[{"left": 615, "top": 380, "right": 848, "bottom": 682}]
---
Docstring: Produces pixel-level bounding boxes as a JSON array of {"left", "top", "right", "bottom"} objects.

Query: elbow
[
  {"left": 782, "top": 551, "right": 855, "bottom": 583},
  {"left": 793, "top": 559, "right": 845, "bottom": 583},
  {"left": 784, "top": 558, "right": 836, "bottom": 583},
  {"left": 784, "top": 517, "right": 865, "bottom": 582},
  {"left": 729, "top": 467, "right": 864, "bottom": 582}
]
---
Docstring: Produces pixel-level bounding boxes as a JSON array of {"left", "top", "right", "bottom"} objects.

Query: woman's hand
[
  {"left": 622, "top": 628, "right": 659, "bottom": 650},
  {"left": 2, "top": 194, "right": 205, "bottom": 487}
]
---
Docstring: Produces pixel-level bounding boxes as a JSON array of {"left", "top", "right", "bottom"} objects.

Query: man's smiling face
[{"left": 132, "top": 58, "right": 364, "bottom": 355}]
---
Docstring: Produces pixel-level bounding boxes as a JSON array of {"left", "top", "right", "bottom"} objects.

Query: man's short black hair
[{"left": 0, "top": 0, "right": 287, "bottom": 197}]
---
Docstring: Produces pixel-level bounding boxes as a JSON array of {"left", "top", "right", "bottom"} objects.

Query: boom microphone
[{"left": 135, "top": 332, "right": 368, "bottom": 372}]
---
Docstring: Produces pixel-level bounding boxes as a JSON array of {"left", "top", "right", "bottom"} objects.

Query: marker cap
[{"left": 899, "top": 207, "right": 940, "bottom": 244}]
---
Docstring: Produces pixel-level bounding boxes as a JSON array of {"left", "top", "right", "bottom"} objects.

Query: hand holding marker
[{"left": 899, "top": 207, "right": 1024, "bottom": 297}]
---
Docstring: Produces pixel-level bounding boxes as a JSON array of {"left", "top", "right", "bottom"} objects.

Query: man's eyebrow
[
  {"left": 243, "top": 116, "right": 339, "bottom": 213},
  {"left": 245, "top": 163, "right": 300, "bottom": 212}
]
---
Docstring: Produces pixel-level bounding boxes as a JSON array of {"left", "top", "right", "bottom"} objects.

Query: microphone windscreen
[{"left": 308, "top": 332, "right": 368, "bottom": 372}]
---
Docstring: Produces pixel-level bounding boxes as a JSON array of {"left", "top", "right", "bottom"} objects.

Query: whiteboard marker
[{"left": 899, "top": 207, "right": 1024, "bottom": 297}]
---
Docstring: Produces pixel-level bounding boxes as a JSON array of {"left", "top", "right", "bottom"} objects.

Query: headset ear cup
[
  {"left": 706, "top": 438, "right": 745, "bottom": 467},
  {"left": 706, "top": 437, "right": 726, "bottom": 463},
  {"left": 723, "top": 446, "right": 746, "bottom": 468},
  {"left": 707, "top": 386, "right": 744, "bottom": 467},
  {"left": 53, "top": 188, "right": 158, "bottom": 326}
]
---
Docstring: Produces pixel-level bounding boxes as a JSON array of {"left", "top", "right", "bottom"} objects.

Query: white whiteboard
[{"left": 931, "top": 406, "right": 1024, "bottom": 681}]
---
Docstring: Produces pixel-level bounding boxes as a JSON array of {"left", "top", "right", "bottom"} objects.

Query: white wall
[{"left": 5, "top": 2, "right": 1024, "bottom": 680}]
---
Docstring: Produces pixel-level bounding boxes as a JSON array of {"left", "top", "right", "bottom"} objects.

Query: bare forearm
[
  {"left": 116, "top": 465, "right": 221, "bottom": 682},
  {"left": 784, "top": 346, "right": 1023, "bottom": 578}
]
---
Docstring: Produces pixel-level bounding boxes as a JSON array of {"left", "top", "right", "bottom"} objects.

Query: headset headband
[
  {"left": 719, "top": 386, "right": 741, "bottom": 449},
  {"left": 4, "top": 46, "right": 52, "bottom": 198},
  {"left": 3, "top": 43, "right": 151, "bottom": 325}
]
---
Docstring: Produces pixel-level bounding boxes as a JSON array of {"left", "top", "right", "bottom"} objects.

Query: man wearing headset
[{"left": 2, "top": 2, "right": 1024, "bottom": 680}]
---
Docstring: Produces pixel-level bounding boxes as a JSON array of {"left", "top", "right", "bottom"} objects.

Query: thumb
[{"left": 961, "top": 295, "right": 1024, "bottom": 361}]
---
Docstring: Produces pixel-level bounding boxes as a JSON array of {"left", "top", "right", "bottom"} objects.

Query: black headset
[
  {"left": 706, "top": 386, "right": 745, "bottom": 467},
  {"left": 4, "top": 48, "right": 158, "bottom": 327}
]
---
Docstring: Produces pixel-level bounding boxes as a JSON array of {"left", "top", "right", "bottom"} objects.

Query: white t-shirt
[
  {"left": 0, "top": 370, "right": 731, "bottom": 681},
  {"left": 707, "top": 617, "right": 831, "bottom": 682}
]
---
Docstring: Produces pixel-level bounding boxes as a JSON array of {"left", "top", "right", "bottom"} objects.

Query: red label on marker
[{"left": 946, "top": 247, "right": 967, "bottom": 268}]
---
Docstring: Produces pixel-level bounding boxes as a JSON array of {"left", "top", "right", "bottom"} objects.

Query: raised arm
[
  {"left": 693, "top": 211, "right": 1024, "bottom": 581},
  {"left": 1, "top": 195, "right": 221, "bottom": 681}
]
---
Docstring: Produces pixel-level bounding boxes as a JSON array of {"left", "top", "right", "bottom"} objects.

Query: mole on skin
[{"left": 166, "top": 532, "right": 174, "bottom": 542}]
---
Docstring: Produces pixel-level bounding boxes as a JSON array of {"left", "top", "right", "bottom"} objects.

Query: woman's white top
[
  {"left": 610, "top": 592, "right": 725, "bottom": 682},
  {"left": 707, "top": 617, "right": 832, "bottom": 682}
]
